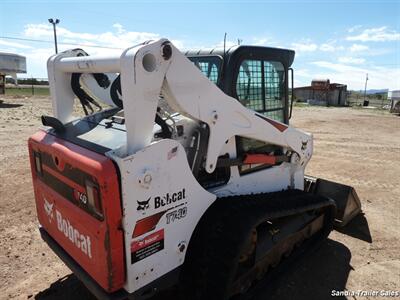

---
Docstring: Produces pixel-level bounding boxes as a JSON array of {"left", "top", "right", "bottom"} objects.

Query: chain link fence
[{"left": 4, "top": 77, "right": 49, "bottom": 96}]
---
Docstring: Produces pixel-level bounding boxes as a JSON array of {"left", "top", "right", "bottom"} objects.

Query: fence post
[{"left": 31, "top": 76, "right": 34, "bottom": 96}]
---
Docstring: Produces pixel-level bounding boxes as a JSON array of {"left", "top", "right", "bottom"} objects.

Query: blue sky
[{"left": 1, "top": 0, "right": 399, "bottom": 90}]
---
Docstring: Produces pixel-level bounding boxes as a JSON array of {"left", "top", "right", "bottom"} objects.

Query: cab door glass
[
  {"left": 236, "top": 59, "right": 285, "bottom": 122},
  {"left": 235, "top": 59, "right": 286, "bottom": 175},
  {"left": 236, "top": 60, "right": 263, "bottom": 110},
  {"left": 188, "top": 56, "right": 221, "bottom": 84},
  {"left": 264, "top": 61, "right": 285, "bottom": 121}
]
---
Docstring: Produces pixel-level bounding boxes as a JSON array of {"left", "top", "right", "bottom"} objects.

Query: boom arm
[{"left": 47, "top": 39, "right": 313, "bottom": 173}]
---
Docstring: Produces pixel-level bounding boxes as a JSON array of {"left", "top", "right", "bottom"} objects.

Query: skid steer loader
[{"left": 28, "top": 39, "right": 361, "bottom": 300}]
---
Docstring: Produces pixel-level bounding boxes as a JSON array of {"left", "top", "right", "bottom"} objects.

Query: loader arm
[
  {"left": 160, "top": 43, "right": 313, "bottom": 173},
  {"left": 47, "top": 39, "right": 313, "bottom": 173}
]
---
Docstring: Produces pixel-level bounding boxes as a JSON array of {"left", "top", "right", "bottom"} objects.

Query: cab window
[
  {"left": 188, "top": 56, "right": 221, "bottom": 84},
  {"left": 235, "top": 59, "right": 286, "bottom": 175},
  {"left": 235, "top": 59, "right": 285, "bottom": 122}
]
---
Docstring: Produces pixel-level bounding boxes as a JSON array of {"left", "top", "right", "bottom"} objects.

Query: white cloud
[
  {"left": 293, "top": 40, "right": 346, "bottom": 53},
  {"left": 319, "top": 43, "right": 335, "bottom": 52},
  {"left": 169, "top": 39, "right": 185, "bottom": 50},
  {"left": 253, "top": 38, "right": 268, "bottom": 46},
  {"left": 24, "top": 24, "right": 53, "bottom": 38},
  {"left": 346, "top": 26, "right": 400, "bottom": 42},
  {"left": 293, "top": 69, "right": 314, "bottom": 86},
  {"left": 291, "top": 41, "right": 318, "bottom": 52},
  {"left": 15, "top": 47, "right": 54, "bottom": 78},
  {"left": 312, "top": 61, "right": 399, "bottom": 90},
  {"left": 0, "top": 39, "right": 33, "bottom": 49},
  {"left": 338, "top": 56, "right": 365, "bottom": 64},
  {"left": 112, "top": 23, "right": 125, "bottom": 34},
  {"left": 14, "top": 23, "right": 186, "bottom": 77},
  {"left": 294, "top": 69, "right": 312, "bottom": 77},
  {"left": 319, "top": 41, "right": 344, "bottom": 52},
  {"left": 23, "top": 23, "right": 163, "bottom": 50},
  {"left": 251, "top": 37, "right": 271, "bottom": 46},
  {"left": 349, "top": 44, "right": 369, "bottom": 52},
  {"left": 348, "top": 25, "right": 362, "bottom": 33}
]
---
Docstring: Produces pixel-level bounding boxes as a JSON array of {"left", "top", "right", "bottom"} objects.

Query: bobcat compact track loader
[{"left": 28, "top": 39, "right": 361, "bottom": 299}]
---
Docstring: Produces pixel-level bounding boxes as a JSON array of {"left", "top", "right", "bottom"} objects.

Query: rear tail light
[
  {"left": 86, "top": 181, "right": 102, "bottom": 215},
  {"left": 86, "top": 180, "right": 103, "bottom": 217},
  {"left": 34, "top": 152, "right": 43, "bottom": 175}
]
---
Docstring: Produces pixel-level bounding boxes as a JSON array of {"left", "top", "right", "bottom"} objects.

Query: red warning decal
[
  {"left": 131, "top": 229, "right": 164, "bottom": 264},
  {"left": 132, "top": 211, "right": 166, "bottom": 238}
]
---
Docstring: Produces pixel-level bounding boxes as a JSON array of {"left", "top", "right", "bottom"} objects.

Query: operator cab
[
  {"left": 185, "top": 46, "right": 295, "bottom": 181},
  {"left": 186, "top": 45, "right": 295, "bottom": 124}
]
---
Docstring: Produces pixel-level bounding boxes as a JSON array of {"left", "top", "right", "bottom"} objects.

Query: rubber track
[{"left": 181, "top": 189, "right": 336, "bottom": 300}]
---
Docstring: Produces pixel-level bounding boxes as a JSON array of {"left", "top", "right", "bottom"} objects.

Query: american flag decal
[{"left": 167, "top": 146, "right": 178, "bottom": 160}]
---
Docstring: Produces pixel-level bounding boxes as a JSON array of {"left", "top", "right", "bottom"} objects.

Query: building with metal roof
[{"left": 0, "top": 52, "right": 27, "bottom": 94}]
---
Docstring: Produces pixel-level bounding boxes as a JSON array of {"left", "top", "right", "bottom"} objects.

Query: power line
[
  {"left": 0, "top": 35, "right": 124, "bottom": 50},
  {"left": 293, "top": 59, "right": 400, "bottom": 66},
  {"left": 2, "top": 35, "right": 399, "bottom": 68}
]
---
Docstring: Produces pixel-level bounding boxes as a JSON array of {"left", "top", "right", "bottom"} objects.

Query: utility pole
[
  {"left": 223, "top": 32, "right": 227, "bottom": 58},
  {"left": 363, "top": 73, "right": 369, "bottom": 106},
  {"left": 48, "top": 18, "right": 60, "bottom": 54}
]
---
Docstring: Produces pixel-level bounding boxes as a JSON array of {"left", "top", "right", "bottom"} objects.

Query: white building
[
  {"left": 388, "top": 90, "right": 400, "bottom": 113},
  {"left": 0, "top": 52, "right": 27, "bottom": 94}
]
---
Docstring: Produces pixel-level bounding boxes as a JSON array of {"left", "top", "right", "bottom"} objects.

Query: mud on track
[{"left": 1, "top": 96, "right": 399, "bottom": 300}]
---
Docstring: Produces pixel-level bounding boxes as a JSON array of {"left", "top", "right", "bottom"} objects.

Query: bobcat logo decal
[
  {"left": 137, "top": 197, "right": 151, "bottom": 211},
  {"left": 44, "top": 198, "right": 54, "bottom": 223}
]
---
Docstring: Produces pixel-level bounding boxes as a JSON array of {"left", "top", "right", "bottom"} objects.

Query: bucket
[{"left": 304, "top": 175, "right": 362, "bottom": 227}]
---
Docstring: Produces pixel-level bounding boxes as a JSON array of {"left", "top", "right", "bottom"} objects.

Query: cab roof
[{"left": 184, "top": 45, "right": 295, "bottom": 68}]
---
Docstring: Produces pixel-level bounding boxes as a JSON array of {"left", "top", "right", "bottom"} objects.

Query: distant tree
[
  {"left": 17, "top": 78, "right": 49, "bottom": 85},
  {"left": 5, "top": 77, "right": 15, "bottom": 84}
]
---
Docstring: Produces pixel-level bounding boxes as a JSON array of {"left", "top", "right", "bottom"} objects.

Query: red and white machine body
[{"left": 29, "top": 39, "right": 314, "bottom": 297}]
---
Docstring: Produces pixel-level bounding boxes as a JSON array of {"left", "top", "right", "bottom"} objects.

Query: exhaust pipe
[{"left": 304, "top": 175, "right": 362, "bottom": 227}]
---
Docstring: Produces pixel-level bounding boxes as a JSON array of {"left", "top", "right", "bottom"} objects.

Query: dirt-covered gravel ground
[{"left": 0, "top": 95, "right": 399, "bottom": 300}]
